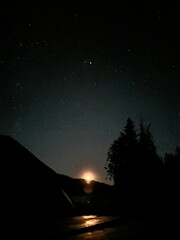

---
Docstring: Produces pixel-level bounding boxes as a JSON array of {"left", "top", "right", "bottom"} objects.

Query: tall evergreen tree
[
  {"left": 138, "top": 120, "right": 164, "bottom": 214},
  {"left": 138, "top": 120, "right": 161, "bottom": 166},
  {"left": 105, "top": 118, "right": 138, "bottom": 187},
  {"left": 105, "top": 118, "right": 165, "bottom": 215}
]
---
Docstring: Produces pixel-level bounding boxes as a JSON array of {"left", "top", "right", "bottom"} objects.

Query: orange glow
[
  {"left": 82, "top": 215, "right": 99, "bottom": 227},
  {"left": 82, "top": 172, "right": 95, "bottom": 184}
]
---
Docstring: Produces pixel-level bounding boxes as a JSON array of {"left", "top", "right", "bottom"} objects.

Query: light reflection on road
[
  {"left": 46, "top": 216, "right": 169, "bottom": 239},
  {"left": 82, "top": 215, "right": 100, "bottom": 227},
  {"left": 67, "top": 215, "right": 115, "bottom": 231},
  {"left": 64, "top": 217, "right": 169, "bottom": 240},
  {"left": 47, "top": 215, "right": 116, "bottom": 236}
]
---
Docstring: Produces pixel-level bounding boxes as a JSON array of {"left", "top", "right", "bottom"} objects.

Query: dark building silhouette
[{"left": 1, "top": 135, "right": 72, "bottom": 238}]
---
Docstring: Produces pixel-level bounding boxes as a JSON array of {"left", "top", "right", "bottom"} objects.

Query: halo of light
[{"left": 82, "top": 172, "right": 95, "bottom": 184}]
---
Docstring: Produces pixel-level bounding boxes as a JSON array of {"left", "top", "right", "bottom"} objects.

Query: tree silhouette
[
  {"left": 105, "top": 118, "right": 164, "bottom": 215},
  {"left": 164, "top": 146, "right": 180, "bottom": 216},
  {"left": 138, "top": 120, "right": 164, "bottom": 213},
  {"left": 138, "top": 120, "right": 163, "bottom": 182},
  {"left": 105, "top": 118, "right": 138, "bottom": 189},
  {"left": 139, "top": 121, "right": 159, "bottom": 162}
]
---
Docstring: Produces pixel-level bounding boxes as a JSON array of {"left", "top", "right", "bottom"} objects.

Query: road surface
[{"left": 44, "top": 215, "right": 170, "bottom": 240}]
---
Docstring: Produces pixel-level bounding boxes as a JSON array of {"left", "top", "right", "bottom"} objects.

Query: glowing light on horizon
[{"left": 82, "top": 172, "right": 95, "bottom": 184}]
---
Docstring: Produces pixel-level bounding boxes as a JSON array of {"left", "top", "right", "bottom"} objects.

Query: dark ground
[{"left": 32, "top": 215, "right": 176, "bottom": 240}]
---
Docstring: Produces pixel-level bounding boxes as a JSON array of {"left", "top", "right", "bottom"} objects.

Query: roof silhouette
[{"left": 1, "top": 135, "right": 73, "bottom": 231}]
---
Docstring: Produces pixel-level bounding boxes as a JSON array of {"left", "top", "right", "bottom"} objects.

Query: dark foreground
[
  {"left": 1, "top": 136, "right": 179, "bottom": 239},
  {"left": 30, "top": 215, "right": 174, "bottom": 240}
]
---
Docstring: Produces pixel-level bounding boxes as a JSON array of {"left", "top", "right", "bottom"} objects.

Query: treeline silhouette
[{"left": 105, "top": 118, "right": 180, "bottom": 218}]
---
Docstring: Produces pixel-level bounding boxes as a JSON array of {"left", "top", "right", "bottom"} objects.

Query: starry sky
[{"left": 0, "top": 1, "right": 180, "bottom": 184}]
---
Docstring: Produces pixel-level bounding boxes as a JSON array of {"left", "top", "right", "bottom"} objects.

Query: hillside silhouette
[{"left": 57, "top": 174, "right": 119, "bottom": 215}]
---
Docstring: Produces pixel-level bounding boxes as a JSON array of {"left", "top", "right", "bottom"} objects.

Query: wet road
[
  {"left": 45, "top": 215, "right": 170, "bottom": 240},
  {"left": 46, "top": 215, "right": 120, "bottom": 237}
]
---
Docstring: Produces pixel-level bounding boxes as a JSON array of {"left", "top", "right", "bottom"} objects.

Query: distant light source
[
  {"left": 85, "top": 175, "right": 91, "bottom": 184},
  {"left": 82, "top": 172, "right": 95, "bottom": 184}
]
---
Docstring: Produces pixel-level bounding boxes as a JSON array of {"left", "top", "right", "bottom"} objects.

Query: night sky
[{"left": 1, "top": 1, "right": 180, "bottom": 184}]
